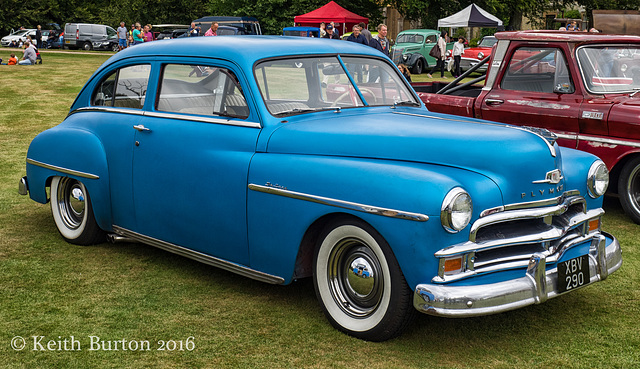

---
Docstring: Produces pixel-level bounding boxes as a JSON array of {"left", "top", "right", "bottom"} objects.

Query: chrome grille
[{"left": 433, "top": 192, "right": 604, "bottom": 283}]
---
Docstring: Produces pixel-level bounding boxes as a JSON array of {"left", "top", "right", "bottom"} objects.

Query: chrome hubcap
[
  {"left": 328, "top": 238, "right": 383, "bottom": 318},
  {"left": 57, "top": 178, "right": 85, "bottom": 230}
]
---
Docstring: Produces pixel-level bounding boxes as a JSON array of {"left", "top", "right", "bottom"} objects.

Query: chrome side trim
[
  {"left": 112, "top": 226, "right": 285, "bottom": 284},
  {"left": 70, "top": 106, "right": 145, "bottom": 116},
  {"left": 414, "top": 232, "right": 621, "bottom": 317},
  {"left": 26, "top": 158, "right": 100, "bottom": 180},
  {"left": 392, "top": 111, "right": 556, "bottom": 157},
  {"left": 248, "top": 184, "right": 429, "bottom": 222},
  {"left": 69, "top": 107, "right": 261, "bottom": 129},
  {"left": 544, "top": 132, "right": 640, "bottom": 149},
  {"left": 144, "top": 111, "right": 261, "bottom": 129}
]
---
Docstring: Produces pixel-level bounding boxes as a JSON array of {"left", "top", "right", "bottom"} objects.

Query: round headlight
[
  {"left": 441, "top": 187, "right": 473, "bottom": 233},
  {"left": 477, "top": 52, "right": 484, "bottom": 59},
  {"left": 587, "top": 160, "right": 609, "bottom": 198}
]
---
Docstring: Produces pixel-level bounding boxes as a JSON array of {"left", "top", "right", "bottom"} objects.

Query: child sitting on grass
[{"left": 8, "top": 53, "right": 18, "bottom": 65}]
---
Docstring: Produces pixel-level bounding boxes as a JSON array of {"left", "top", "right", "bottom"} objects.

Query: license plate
[{"left": 558, "top": 254, "right": 590, "bottom": 293}]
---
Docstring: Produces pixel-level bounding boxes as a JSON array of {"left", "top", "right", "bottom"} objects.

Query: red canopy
[{"left": 294, "top": 1, "right": 368, "bottom": 35}]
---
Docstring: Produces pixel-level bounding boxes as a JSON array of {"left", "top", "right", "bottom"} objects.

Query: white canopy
[{"left": 437, "top": 4, "right": 503, "bottom": 28}]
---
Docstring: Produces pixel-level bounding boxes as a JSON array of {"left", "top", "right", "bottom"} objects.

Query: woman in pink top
[{"left": 143, "top": 25, "right": 153, "bottom": 42}]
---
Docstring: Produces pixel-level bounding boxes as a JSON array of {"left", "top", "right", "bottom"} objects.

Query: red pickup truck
[{"left": 413, "top": 30, "right": 640, "bottom": 224}]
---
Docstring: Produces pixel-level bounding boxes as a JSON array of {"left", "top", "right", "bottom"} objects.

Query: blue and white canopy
[{"left": 437, "top": 4, "right": 503, "bottom": 28}]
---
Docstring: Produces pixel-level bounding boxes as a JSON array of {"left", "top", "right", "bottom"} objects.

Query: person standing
[
  {"left": 319, "top": 22, "right": 327, "bottom": 38},
  {"left": 368, "top": 24, "right": 389, "bottom": 57},
  {"left": 358, "top": 22, "right": 372, "bottom": 42},
  {"left": 205, "top": 22, "right": 218, "bottom": 36},
  {"left": 117, "top": 22, "right": 128, "bottom": 51},
  {"left": 427, "top": 31, "right": 447, "bottom": 78},
  {"left": 322, "top": 24, "right": 339, "bottom": 39},
  {"left": 143, "top": 24, "right": 153, "bottom": 42},
  {"left": 346, "top": 25, "right": 367, "bottom": 45},
  {"left": 452, "top": 37, "right": 465, "bottom": 77},
  {"left": 35, "top": 25, "right": 43, "bottom": 49},
  {"left": 132, "top": 23, "right": 144, "bottom": 45},
  {"left": 188, "top": 22, "right": 200, "bottom": 37}
]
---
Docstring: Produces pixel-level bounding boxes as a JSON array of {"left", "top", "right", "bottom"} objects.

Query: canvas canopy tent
[
  {"left": 294, "top": 1, "right": 368, "bottom": 35},
  {"left": 437, "top": 4, "right": 503, "bottom": 28}
]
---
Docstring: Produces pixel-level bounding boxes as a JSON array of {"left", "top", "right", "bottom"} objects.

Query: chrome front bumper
[{"left": 413, "top": 232, "right": 621, "bottom": 317}]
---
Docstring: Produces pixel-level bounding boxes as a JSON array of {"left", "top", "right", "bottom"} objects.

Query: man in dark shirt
[
  {"left": 346, "top": 25, "right": 368, "bottom": 45},
  {"left": 322, "top": 24, "right": 339, "bottom": 40}
]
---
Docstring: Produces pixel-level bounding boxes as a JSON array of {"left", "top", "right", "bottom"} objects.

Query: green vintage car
[{"left": 391, "top": 29, "right": 454, "bottom": 74}]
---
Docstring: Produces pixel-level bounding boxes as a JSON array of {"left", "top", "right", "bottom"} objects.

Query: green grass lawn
[{"left": 1, "top": 51, "right": 638, "bottom": 368}]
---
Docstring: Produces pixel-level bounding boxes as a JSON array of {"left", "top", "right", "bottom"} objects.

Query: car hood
[{"left": 265, "top": 109, "right": 566, "bottom": 206}]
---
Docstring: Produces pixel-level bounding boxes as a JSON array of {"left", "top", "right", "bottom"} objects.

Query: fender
[
  {"left": 26, "top": 127, "right": 112, "bottom": 231},
  {"left": 246, "top": 153, "right": 503, "bottom": 288},
  {"left": 407, "top": 53, "right": 426, "bottom": 68}
]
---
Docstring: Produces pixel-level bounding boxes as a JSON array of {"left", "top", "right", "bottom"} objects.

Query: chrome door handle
[
  {"left": 485, "top": 99, "right": 504, "bottom": 106},
  {"left": 133, "top": 124, "right": 150, "bottom": 132}
]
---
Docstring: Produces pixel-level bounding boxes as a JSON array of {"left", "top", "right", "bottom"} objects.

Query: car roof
[
  {"left": 105, "top": 35, "right": 385, "bottom": 71},
  {"left": 496, "top": 30, "right": 640, "bottom": 43},
  {"left": 398, "top": 29, "right": 439, "bottom": 34}
]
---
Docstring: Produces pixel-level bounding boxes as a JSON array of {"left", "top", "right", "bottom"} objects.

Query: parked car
[
  {"left": 458, "top": 35, "right": 497, "bottom": 73},
  {"left": 64, "top": 23, "right": 118, "bottom": 51},
  {"left": 1, "top": 29, "right": 34, "bottom": 47},
  {"left": 390, "top": 29, "right": 454, "bottom": 74},
  {"left": 19, "top": 36, "right": 621, "bottom": 341},
  {"left": 153, "top": 24, "right": 190, "bottom": 40},
  {"left": 413, "top": 30, "right": 640, "bottom": 225},
  {"left": 283, "top": 26, "right": 321, "bottom": 38},
  {"left": 192, "top": 16, "right": 261, "bottom": 35}
]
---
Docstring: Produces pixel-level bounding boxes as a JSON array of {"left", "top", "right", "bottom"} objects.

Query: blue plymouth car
[{"left": 19, "top": 36, "right": 622, "bottom": 341}]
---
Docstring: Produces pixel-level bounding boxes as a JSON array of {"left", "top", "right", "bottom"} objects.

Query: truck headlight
[
  {"left": 587, "top": 160, "right": 609, "bottom": 198},
  {"left": 441, "top": 187, "right": 473, "bottom": 233}
]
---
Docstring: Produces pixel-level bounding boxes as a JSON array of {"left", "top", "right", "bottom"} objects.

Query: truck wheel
[
  {"left": 412, "top": 60, "right": 423, "bottom": 74},
  {"left": 50, "top": 176, "right": 105, "bottom": 245},
  {"left": 618, "top": 157, "right": 640, "bottom": 224},
  {"left": 82, "top": 42, "right": 92, "bottom": 51},
  {"left": 313, "top": 218, "right": 415, "bottom": 341}
]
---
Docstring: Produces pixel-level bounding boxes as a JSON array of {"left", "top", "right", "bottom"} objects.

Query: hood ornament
[{"left": 533, "top": 169, "right": 563, "bottom": 184}]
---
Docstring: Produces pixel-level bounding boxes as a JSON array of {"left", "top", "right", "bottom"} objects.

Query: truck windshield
[
  {"left": 254, "top": 56, "right": 419, "bottom": 117},
  {"left": 578, "top": 45, "right": 640, "bottom": 94}
]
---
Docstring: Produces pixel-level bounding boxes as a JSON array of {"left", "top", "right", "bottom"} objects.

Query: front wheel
[
  {"left": 618, "top": 157, "right": 640, "bottom": 224},
  {"left": 50, "top": 177, "right": 105, "bottom": 245},
  {"left": 412, "top": 59, "right": 423, "bottom": 74},
  {"left": 313, "top": 218, "right": 415, "bottom": 341}
]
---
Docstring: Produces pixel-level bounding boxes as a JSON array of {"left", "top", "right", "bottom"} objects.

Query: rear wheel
[
  {"left": 50, "top": 177, "right": 105, "bottom": 245},
  {"left": 82, "top": 41, "right": 92, "bottom": 51},
  {"left": 313, "top": 218, "right": 415, "bottom": 341},
  {"left": 618, "top": 157, "right": 640, "bottom": 224}
]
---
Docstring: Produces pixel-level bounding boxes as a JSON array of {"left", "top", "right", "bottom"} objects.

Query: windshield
[
  {"left": 578, "top": 45, "right": 640, "bottom": 94},
  {"left": 396, "top": 34, "right": 424, "bottom": 44},
  {"left": 254, "top": 56, "right": 419, "bottom": 117},
  {"left": 478, "top": 37, "right": 497, "bottom": 47}
]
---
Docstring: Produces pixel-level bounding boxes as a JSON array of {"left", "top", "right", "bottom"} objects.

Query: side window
[
  {"left": 501, "top": 47, "right": 574, "bottom": 93},
  {"left": 425, "top": 35, "right": 437, "bottom": 44},
  {"left": 157, "top": 64, "right": 249, "bottom": 119},
  {"left": 92, "top": 64, "right": 151, "bottom": 108}
]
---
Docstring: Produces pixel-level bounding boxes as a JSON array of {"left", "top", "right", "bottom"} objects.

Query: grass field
[{"left": 1, "top": 50, "right": 639, "bottom": 368}]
